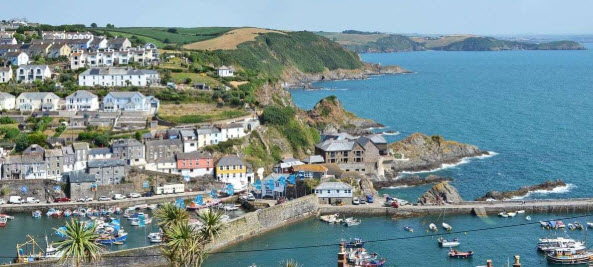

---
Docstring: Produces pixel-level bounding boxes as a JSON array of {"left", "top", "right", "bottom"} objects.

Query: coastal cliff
[
  {"left": 418, "top": 181, "right": 463, "bottom": 205},
  {"left": 390, "top": 133, "right": 488, "bottom": 173},
  {"left": 306, "top": 95, "right": 383, "bottom": 133},
  {"left": 475, "top": 180, "right": 567, "bottom": 201},
  {"left": 282, "top": 63, "right": 410, "bottom": 88},
  {"left": 373, "top": 175, "right": 453, "bottom": 189}
]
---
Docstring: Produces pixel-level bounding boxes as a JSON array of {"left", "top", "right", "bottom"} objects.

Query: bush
[
  {"left": 0, "top": 117, "right": 16, "bottom": 124},
  {"left": 262, "top": 106, "right": 295, "bottom": 126}
]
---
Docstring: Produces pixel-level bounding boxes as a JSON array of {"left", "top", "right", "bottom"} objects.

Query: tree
[
  {"left": 196, "top": 209, "right": 225, "bottom": 242},
  {"left": 54, "top": 219, "right": 104, "bottom": 267},
  {"left": 106, "top": 23, "right": 115, "bottom": 28},
  {"left": 167, "top": 28, "right": 178, "bottom": 34},
  {"left": 154, "top": 202, "right": 189, "bottom": 230},
  {"left": 161, "top": 222, "right": 206, "bottom": 267},
  {"left": 15, "top": 134, "right": 30, "bottom": 152},
  {"left": 90, "top": 23, "right": 97, "bottom": 28}
]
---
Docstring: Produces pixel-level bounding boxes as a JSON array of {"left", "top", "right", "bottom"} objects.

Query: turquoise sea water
[{"left": 205, "top": 46, "right": 593, "bottom": 266}]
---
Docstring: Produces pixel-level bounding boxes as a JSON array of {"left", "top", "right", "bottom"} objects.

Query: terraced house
[
  {"left": 216, "top": 155, "right": 249, "bottom": 191},
  {"left": 101, "top": 91, "right": 154, "bottom": 112},
  {"left": 65, "top": 90, "right": 99, "bottom": 111},
  {"left": 79, "top": 67, "right": 160, "bottom": 87},
  {"left": 111, "top": 138, "right": 145, "bottom": 166},
  {"left": 16, "top": 92, "right": 59, "bottom": 111},
  {"left": 16, "top": 65, "right": 52, "bottom": 83},
  {"left": 145, "top": 139, "right": 183, "bottom": 163},
  {"left": 0, "top": 67, "right": 12, "bottom": 83},
  {"left": 176, "top": 151, "right": 214, "bottom": 178}
]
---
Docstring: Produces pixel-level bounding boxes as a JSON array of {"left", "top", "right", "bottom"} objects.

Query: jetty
[{"left": 319, "top": 198, "right": 593, "bottom": 217}]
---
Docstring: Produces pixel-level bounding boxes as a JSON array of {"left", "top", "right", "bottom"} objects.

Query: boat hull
[{"left": 97, "top": 234, "right": 128, "bottom": 244}]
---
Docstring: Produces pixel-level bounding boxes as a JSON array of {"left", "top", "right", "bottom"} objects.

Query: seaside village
[{"left": 0, "top": 21, "right": 572, "bottom": 267}]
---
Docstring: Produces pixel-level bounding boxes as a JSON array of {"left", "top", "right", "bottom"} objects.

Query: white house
[
  {"left": 16, "top": 92, "right": 60, "bottom": 111},
  {"left": 180, "top": 129, "right": 198, "bottom": 152},
  {"left": 0, "top": 37, "right": 17, "bottom": 45},
  {"left": 0, "top": 92, "right": 15, "bottom": 110},
  {"left": 65, "top": 90, "right": 99, "bottom": 111},
  {"left": 315, "top": 182, "right": 353, "bottom": 205},
  {"left": 102, "top": 91, "right": 152, "bottom": 112},
  {"left": 196, "top": 127, "right": 221, "bottom": 148},
  {"left": 219, "top": 123, "right": 246, "bottom": 142},
  {"left": 0, "top": 66, "right": 12, "bottom": 83},
  {"left": 69, "top": 51, "right": 86, "bottom": 70},
  {"left": 4, "top": 51, "right": 29, "bottom": 66},
  {"left": 78, "top": 67, "right": 160, "bottom": 87},
  {"left": 217, "top": 66, "right": 234, "bottom": 77},
  {"left": 16, "top": 65, "right": 51, "bottom": 83}
]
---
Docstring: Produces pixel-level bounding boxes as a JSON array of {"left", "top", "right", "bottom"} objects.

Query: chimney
[
  {"left": 512, "top": 255, "right": 521, "bottom": 267},
  {"left": 337, "top": 242, "right": 346, "bottom": 267},
  {"left": 486, "top": 260, "right": 492, "bottom": 267}
]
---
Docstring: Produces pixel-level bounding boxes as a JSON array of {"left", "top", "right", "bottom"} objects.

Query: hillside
[
  {"left": 183, "top": 28, "right": 285, "bottom": 50},
  {"left": 95, "top": 27, "right": 234, "bottom": 45},
  {"left": 306, "top": 95, "right": 382, "bottom": 132},
  {"left": 317, "top": 31, "right": 586, "bottom": 52}
]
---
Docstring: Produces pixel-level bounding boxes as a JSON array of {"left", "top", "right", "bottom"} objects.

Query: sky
[{"left": 4, "top": 0, "right": 593, "bottom": 35}]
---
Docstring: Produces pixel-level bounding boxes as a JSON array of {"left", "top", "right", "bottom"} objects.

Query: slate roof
[
  {"left": 196, "top": 127, "right": 220, "bottom": 135},
  {"left": 315, "top": 139, "right": 356, "bottom": 152},
  {"left": 315, "top": 182, "right": 352, "bottom": 190},
  {"left": 0, "top": 92, "right": 14, "bottom": 99},
  {"left": 65, "top": 171, "right": 96, "bottom": 183},
  {"left": 67, "top": 90, "right": 97, "bottom": 99},
  {"left": 88, "top": 158, "right": 125, "bottom": 168},
  {"left": 88, "top": 147, "right": 112, "bottom": 155},
  {"left": 216, "top": 155, "right": 244, "bottom": 167},
  {"left": 17, "top": 92, "right": 58, "bottom": 100},
  {"left": 72, "top": 142, "right": 89, "bottom": 150},
  {"left": 176, "top": 151, "right": 211, "bottom": 160},
  {"left": 112, "top": 138, "right": 143, "bottom": 148},
  {"left": 45, "top": 148, "right": 63, "bottom": 157},
  {"left": 219, "top": 123, "right": 243, "bottom": 129},
  {"left": 82, "top": 67, "right": 155, "bottom": 77},
  {"left": 145, "top": 139, "right": 182, "bottom": 147},
  {"left": 5, "top": 155, "right": 44, "bottom": 164},
  {"left": 4, "top": 51, "right": 25, "bottom": 57},
  {"left": 180, "top": 129, "right": 196, "bottom": 138},
  {"left": 155, "top": 156, "right": 176, "bottom": 164},
  {"left": 302, "top": 155, "right": 325, "bottom": 164}
]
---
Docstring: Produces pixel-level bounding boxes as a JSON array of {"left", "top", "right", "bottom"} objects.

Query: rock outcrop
[
  {"left": 390, "top": 133, "right": 488, "bottom": 173},
  {"left": 475, "top": 180, "right": 567, "bottom": 201},
  {"left": 418, "top": 181, "right": 463, "bottom": 205},
  {"left": 373, "top": 175, "right": 453, "bottom": 189},
  {"left": 283, "top": 63, "right": 411, "bottom": 88},
  {"left": 306, "top": 96, "right": 383, "bottom": 133}
]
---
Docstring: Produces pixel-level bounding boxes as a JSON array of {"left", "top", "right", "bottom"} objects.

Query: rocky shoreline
[
  {"left": 475, "top": 180, "right": 567, "bottom": 201},
  {"left": 282, "top": 63, "right": 411, "bottom": 89},
  {"left": 373, "top": 175, "right": 453, "bottom": 189},
  {"left": 388, "top": 133, "right": 489, "bottom": 174},
  {"left": 418, "top": 181, "right": 463, "bottom": 205}
]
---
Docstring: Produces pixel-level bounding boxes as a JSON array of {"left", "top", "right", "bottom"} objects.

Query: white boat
[
  {"left": 498, "top": 212, "right": 509, "bottom": 218},
  {"left": 507, "top": 212, "right": 517, "bottom": 217},
  {"left": 442, "top": 223, "right": 452, "bottom": 231},
  {"left": 148, "top": 232, "right": 162, "bottom": 243},
  {"left": 516, "top": 210, "right": 525, "bottom": 214},
  {"left": 526, "top": 216, "right": 532, "bottom": 221},
  {"left": 541, "top": 221, "right": 549, "bottom": 227},
  {"left": 429, "top": 223, "right": 438, "bottom": 232},
  {"left": 438, "top": 237, "right": 460, "bottom": 248},
  {"left": 538, "top": 237, "right": 586, "bottom": 252},
  {"left": 147, "top": 204, "right": 158, "bottom": 210},
  {"left": 587, "top": 222, "right": 593, "bottom": 228},
  {"left": 223, "top": 204, "right": 239, "bottom": 211},
  {"left": 320, "top": 214, "right": 340, "bottom": 224},
  {"left": 342, "top": 217, "right": 361, "bottom": 227}
]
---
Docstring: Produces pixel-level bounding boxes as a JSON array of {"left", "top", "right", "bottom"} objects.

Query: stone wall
[
  {"left": 207, "top": 194, "right": 319, "bottom": 251},
  {"left": 0, "top": 179, "right": 65, "bottom": 203},
  {"left": 69, "top": 183, "right": 138, "bottom": 200}
]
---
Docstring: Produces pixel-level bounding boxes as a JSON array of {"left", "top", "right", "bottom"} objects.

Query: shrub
[
  {"left": 262, "top": 106, "right": 295, "bottom": 126},
  {"left": 0, "top": 117, "right": 16, "bottom": 124}
]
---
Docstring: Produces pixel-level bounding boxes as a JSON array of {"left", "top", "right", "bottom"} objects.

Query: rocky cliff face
[
  {"left": 282, "top": 63, "right": 410, "bottom": 88},
  {"left": 418, "top": 181, "right": 463, "bottom": 205},
  {"left": 373, "top": 175, "right": 453, "bottom": 189},
  {"left": 306, "top": 96, "right": 382, "bottom": 133},
  {"left": 475, "top": 180, "right": 567, "bottom": 201},
  {"left": 390, "top": 133, "right": 488, "bottom": 173}
]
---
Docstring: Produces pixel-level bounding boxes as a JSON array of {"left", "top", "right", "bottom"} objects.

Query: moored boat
[
  {"left": 32, "top": 210, "right": 42, "bottom": 219},
  {"left": 574, "top": 222, "right": 584, "bottom": 230},
  {"left": 526, "top": 216, "right": 531, "bottom": 221},
  {"left": 538, "top": 237, "right": 586, "bottom": 252},
  {"left": 0, "top": 216, "right": 7, "bottom": 227},
  {"left": 429, "top": 223, "right": 438, "bottom": 232},
  {"left": 340, "top": 239, "right": 386, "bottom": 267},
  {"left": 448, "top": 249, "right": 474, "bottom": 259},
  {"left": 546, "top": 248, "right": 593, "bottom": 265},
  {"left": 507, "top": 212, "right": 517, "bottom": 217},
  {"left": 342, "top": 217, "right": 361, "bottom": 227},
  {"left": 442, "top": 223, "right": 452, "bottom": 231},
  {"left": 498, "top": 212, "right": 509, "bottom": 218},
  {"left": 96, "top": 230, "right": 128, "bottom": 244},
  {"left": 404, "top": 226, "right": 414, "bottom": 232},
  {"left": 438, "top": 237, "right": 460, "bottom": 248},
  {"left": 557, "top": 220, "right": 566, "bottom": 229}
]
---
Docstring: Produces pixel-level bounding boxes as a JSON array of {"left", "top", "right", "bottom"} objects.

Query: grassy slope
[{"left": 97, "top": 27, "right": 235, "bottom": 45}]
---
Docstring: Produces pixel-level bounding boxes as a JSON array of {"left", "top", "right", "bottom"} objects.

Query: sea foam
[{"left": 510, "top": 184, "right": 576, "bottom": 200}]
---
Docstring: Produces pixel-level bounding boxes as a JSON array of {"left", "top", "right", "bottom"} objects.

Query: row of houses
[{"left": 0, "top": 90, "right": 159, "bottom": 113}]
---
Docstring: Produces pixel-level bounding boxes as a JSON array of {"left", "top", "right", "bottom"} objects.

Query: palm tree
[
  {"left": 53, "top": 218, "right": 104, "bottom": 267},
  {"left": 196, "top": 209, "right": 225, "bottom": 241},
  {"left": 162, "top": 222, "right": 206, "bottom": 267},
  {"left": 154, "top": 202, "right": 190, "bottom": 229}
]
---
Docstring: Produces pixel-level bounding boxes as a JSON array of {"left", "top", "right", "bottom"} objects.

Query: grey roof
[
  {"left": 141, "top": 132, "right": 153, "bottom": 139},
  {"left": 263, "top": 173, "right": 286, "bottom": 182},
  {"left": 180, "top": 129, "right": 196, "bottom": 138},
  {"left": 17, "top": 92, "right": 59, "bottom": 100},
  {"left": 89, "top": 147, "right": 112, "bottom": 155},
  {"left": 0, "top": 67, "right": 12, "bottom": 72},
  {"left": 67, "top": 90, "right": 97, "bottom": 99},
  {"left": 302, "top": 155, "right": 325, "bottom": 164},
  {"left": 82, "top": 67, "right": 155, "bottom": 77},
  {"left": 219, "top": 123, "right": 243, "bottom": 129},
  {"left": 45, "top": 148, "right": 63, "bottom": 157},
  {"left": 72, "top": 142, "right": 89, "bottom": 150},
  {"left": 176, "top": 151, "right": 211, "bottom": 160},
  {"left": 315, "top": 182, "right": 352, "bottom": 190},
  {"left": 5, "top": 155, "right": 44, "bottom": 164},
  {"left": 62, "top": 145, "right": 74, "bottom": 155},
  {"left": 112, "top": 138, "right": 143, "bottom": 148},
  {"left": 322, "top": 132, "right": 357, "bottom": 142},
  {"left": 155, "top": 156, "right": 176, "bottom": 164},
  {"left": 146, "top": 139, "right": 182, "bottom": 147},
  {"left": 105, "top": 91, "right": 145, "bottom": 99},
  {"left": 0, "top": 92, "right": 14, "bottom": 99},
  {"left": 88, "top": 158, "right": 125, "bottom": 168},
  {"left": 64, "top": 38, "right": 92, "bottom": 44},
  {"left": 166, "top": 129, "right": 179, "bottom": 137},
  {"left": 315, "top": 139, "right": 356, "bottom": 152},
  {"left": 217, "top": 155, "right": 244, "bottom": 167},
  {"left": 65, "top": 171, "right": 96, "bottom": 183},
  {"left": 367, "top": 134, "right": 387, "bottom": 144},
  {"left": 4, "top": 51, "right": 25, "bottom": 57},
  {"left": 109, "top": 37, "right": 129, "bottom": 45},
  {"left": 23, "top": 144, "right": 45, "bottom": 155},
  {"left": 196, "top": 127, "right": 220, "bottom": 135}
]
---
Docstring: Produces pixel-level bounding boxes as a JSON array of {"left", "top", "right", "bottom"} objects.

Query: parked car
[
  {"left": 54, "top": 197, "right": 71, "bottom": 203},
  {"left": 128, "top": 193, "right": 141, "bottom": 198},
  {"left": 359, "top": 197, "right": 366, "bottom": 204},
  {"left": 9, "top": 196, "right": 22, "bottom": 204},
  {"left": 366, "top": 195, "right": 374, "bottom": 203},
  {"left": 353, "top": 197, "right": 360, "bottom": 205},
  {"left": 98, "top": 196, "right": 111, "bottom": 201},
  {"left": 113, "top": 194, "right": 126, "bottom": 200},
  {"left": 143, "top": 192, "right": 155, "bottom": 197},
  {"left": 26, "top": 197, "right": 40, "bottom": 204},
  {"left": 0, "top": 199, "right": 5, "bottom": 205},
  {"left": 77, "top": 197, "right": 93, "bottom": 202},
  {"left": 247, "top": 193, "right": 256, "bottom": 201}
]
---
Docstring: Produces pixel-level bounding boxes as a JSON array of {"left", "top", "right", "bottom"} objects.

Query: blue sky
[{"left": 5, "top": 0, "right": 593, "bottom": 35}]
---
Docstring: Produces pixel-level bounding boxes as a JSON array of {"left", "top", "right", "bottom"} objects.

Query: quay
[{"left": 319, "top": 198, "right": 593, "bottom": 217}]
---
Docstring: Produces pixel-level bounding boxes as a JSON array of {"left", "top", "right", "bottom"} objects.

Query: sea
[{"left": 204, "top": 44, "right": 593, "bottom": 266}]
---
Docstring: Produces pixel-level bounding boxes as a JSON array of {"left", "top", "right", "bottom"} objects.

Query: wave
[
  {"left": 383, "top": 185, "right": 409, "bottom": 189},
  {"left": 510, "top": 184, "right": 576, "bottom": 200},
  {"left": 398, "top": 151, "right": 498, "bottom": 176}
]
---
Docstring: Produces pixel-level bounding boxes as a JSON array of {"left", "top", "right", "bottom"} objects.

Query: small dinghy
[
  {"left": 540, "top": 221, "right": 549, "bottom": 227},
  {"left": 568, "top": 223, "right": 576, "bottom": 230},
  {"left": 442, "top": 223, "right": 452, "bottom": 231},
  {"left": 429, "top": 223, "right": 438, "bottom": 232},
  {"left": 498, "top": 212, "right": 509, "bottom": 218},
  {"left": 516, "top": 210, "right": 525, "bottom": 214},
  {"left": 507, "top": 212, "right": 517, "bottom": 217},
  {"left": 342, "top": 217, "right": 361, "bottom": 227},
  {"left": 448, "top": 249, "right": 474, "bottom": 259},
  {"left": 574, "top": 222, "right": 585, "bottom": 230},
  {"left": 525, "top": 216, "right": 531, "bottom": 221},
  {"left": 404, "top": 226, "right": 414, "bottom": 233},
  {"left": 438, "top": 237, "right": 460, "bottom": 248},
  {"left": 556, "top": 220, "right": 566, "bottom": 229}
]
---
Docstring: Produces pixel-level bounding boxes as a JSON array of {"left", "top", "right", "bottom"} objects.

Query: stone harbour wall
[{"left": 0, "top": 179, "right": 65, "bottom": 202}]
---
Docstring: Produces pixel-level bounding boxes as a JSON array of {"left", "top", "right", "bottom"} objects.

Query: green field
[
  {"left": 97, "top": 27, "right": 235, "bottom": 45},
  {"left": 105, "top": 31, "right": 165, "bottom": 47},
  {"left": 170, "top": 73, "right": 222, "bottom": 86}
]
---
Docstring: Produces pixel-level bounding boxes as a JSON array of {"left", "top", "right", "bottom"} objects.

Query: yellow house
[
  {"left": 48, "top": 43, "right": 71, "bottom": 58},
  {"left": 216, "top": 155, "right": 248, "bottom": 191}
]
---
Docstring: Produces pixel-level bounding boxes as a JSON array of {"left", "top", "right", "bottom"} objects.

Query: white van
[
  {"left": 9, "top": 196, "right": 22, "bottom": 204},
  {"left": 113, "top": 194, "right": 126, "bottom": 200}
]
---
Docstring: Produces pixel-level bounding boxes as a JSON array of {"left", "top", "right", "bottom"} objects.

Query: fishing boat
[
  {"left": 44, "top": 236, "right": 63, "bottom": 259},
  {"left": 96, "top": 230, "right": 128, "bottom": 244},
  {"left": 341, "top": 239, "right": 386, "bottom": 267},
  {"left": 448, "top": 249, "right": 474, "bottom": 259},
  {"left": 148, "top": 232, "right": 163, "bottom": 243},
  {"left": 507, "top": 212, "right": 517, "bottom": 217},
  {"left": 32, "top": 210, "right": 42, "bottom": 219},
  {"left": 442, "top": 223, "right": 452, "bottom": 231},
  {"left": 344, "top": 238, "right": 365, "bottom": 249},
  {"left": 526, "top": 216, "right": 531, "bottom": 221},
  {"left": 404, "top": 226, "right": 414, "bottom": 233},
  {"left": 498, "top": 212, "right": 509, "bottom": 218},
  {"left": 546, "top": 248, "right": 593, "bottom": 265},
  {"left": 0, "top": 215, "right": 7, "bottom": 227},
  {"left": 538, "top": 237, "right": 586, "bottom": 252},
  {"left": 342, "top": 217, "right": 361, "bottom": 227},
  {"left": 429, "top": 223, "right": 438, "bottom": 232},
  {"left": 320, "top": 214, "right": 341, "bottom": 224},
  {"left": 574, "top": 222, "right": 585, "bottom": 230},
  {"left": 0, "top": 214, "right": 14, "bottom": 220},
  {"left": 438, "top": 237, "right": 460, "bottom": 248},
  {"left": 557, "top": 221, "right": 566, "bottom": 229}
]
